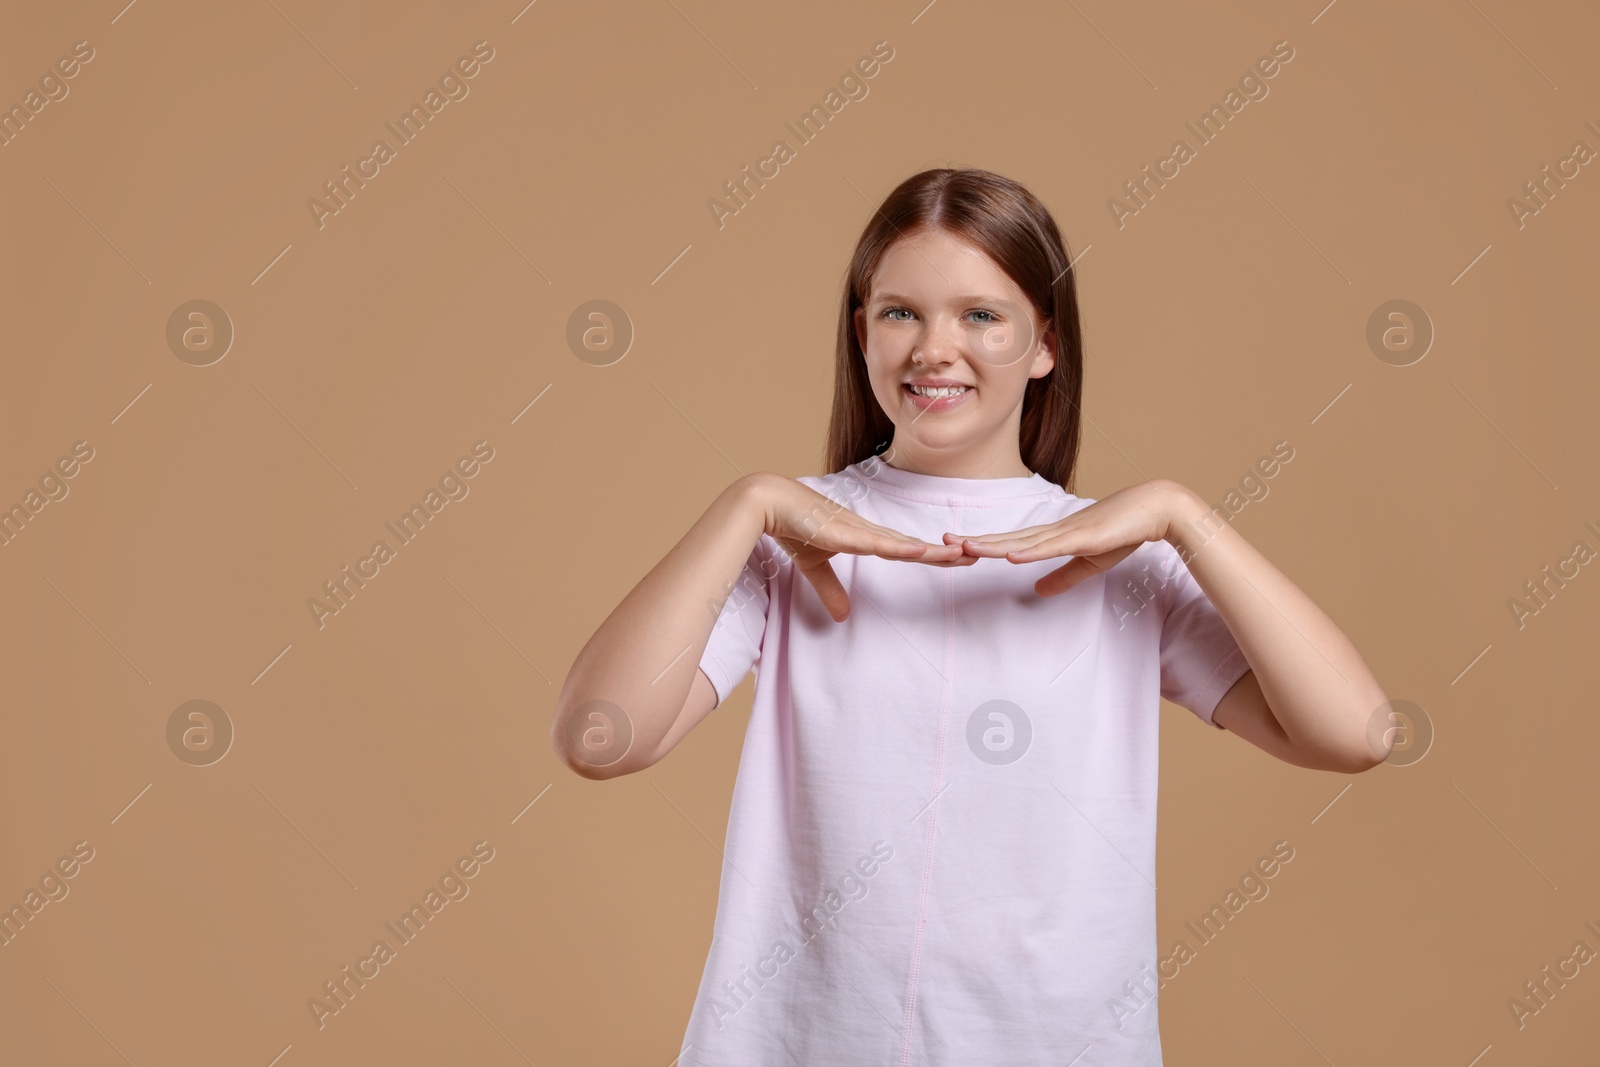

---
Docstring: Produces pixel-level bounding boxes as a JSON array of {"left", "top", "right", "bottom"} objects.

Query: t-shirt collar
[{"left": 848, "top": 456, "right": 1060, "bottom": 504}]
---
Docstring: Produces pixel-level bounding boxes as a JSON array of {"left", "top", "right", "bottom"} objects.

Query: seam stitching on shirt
[
  {"left": 898, "top": 507, "right": 958, "bottom": 1066},
  {"left": 701, "top": 645, "right": 731, "bottom": 706},
  {"left": 1198, "top": 644, "right": 1249, "bottom": 695},
  {"left": 1192, "top": 645, "right": 1250, "bottom": 724}
]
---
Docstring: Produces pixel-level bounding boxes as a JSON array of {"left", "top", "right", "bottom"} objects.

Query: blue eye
[{"left": 878, "top": 307, "right": 1002, "bottom": 324}]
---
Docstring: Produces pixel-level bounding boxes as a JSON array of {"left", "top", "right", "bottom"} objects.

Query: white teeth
[{"left": 909, "top": 385, "right": 969, "bottom": 398}]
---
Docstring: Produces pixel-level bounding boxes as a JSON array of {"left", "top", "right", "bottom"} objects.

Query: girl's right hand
[{"left": 750, "top": 471, "right": 972, "bottom": 622}]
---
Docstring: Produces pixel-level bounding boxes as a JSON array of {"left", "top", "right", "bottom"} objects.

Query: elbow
[
  {"left": 1329, "top": 694, "right": 1405, "bottom": 773},
  {"left": 550, "top": 732, "right": 607, "bottom": 780},
  {"left": 549, "top": 698, "right": 644, "bottom": 781},
  {"left": 1289, "top": 696, "right": 1397, "bottom": 773},
  {"left": 1318, "top": 734, "right": 1389, "bottom": 774},
  {"left": 550, "top": 709, "right": 605, "bottom": 780},
  {"left": 558, "top": 748, "right": 650, "bottom": 781},
  {"left": 1325, "top": 750, "right": 1387, "bottom": 774},
  {"left": 558, "top": 753, "right": 622, "bottom": 781}
]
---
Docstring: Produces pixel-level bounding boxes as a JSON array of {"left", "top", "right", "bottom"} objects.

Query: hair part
[{"left": 823, "top": 167, "right": 1085, "bottom": 492}]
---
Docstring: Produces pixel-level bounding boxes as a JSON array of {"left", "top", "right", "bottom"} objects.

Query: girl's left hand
[{"left": 943, "top": 479, "right": 1186, "bottom": 597}]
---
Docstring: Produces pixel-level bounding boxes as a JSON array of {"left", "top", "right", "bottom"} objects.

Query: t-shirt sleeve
[
  {"left": 696, "top": 533, "right": 778, "bottom": 709},
  {"left": 1157, "top": 541, "right": 1252, "bottom": 729}
]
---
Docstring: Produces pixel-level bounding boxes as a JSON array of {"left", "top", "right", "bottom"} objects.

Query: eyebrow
[{"left": 870, "top": 292, "right": 1018, "bottom": 306}]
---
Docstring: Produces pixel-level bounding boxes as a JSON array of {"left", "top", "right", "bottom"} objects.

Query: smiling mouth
[{"left": 902, "top": 382, "right": 973, "bottom": 418}]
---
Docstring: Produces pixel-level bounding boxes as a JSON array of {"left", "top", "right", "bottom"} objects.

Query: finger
[
  {"left": 826, "top": 520, "right": 967, "bottom": 563},
  {"left": 884, "top": 541, "right": 969, "bottom": 563},
  {"left": 956, "top": 535, "right": 1047, "bottom": 558},
  {"left": 834, "top": 509, "right": 932, "bottom": 544},
  {"left": 795, "top": 557, "right": 851, "bottom": 621},
  {"left": 866, "top": 533, "right": 967, "bottom": 563},
  {"left": 942, "top": 529, "right": 1064, "bottom": 557},
  {"left": 972, "top": 525, "right": 1126, "bottom": 563},
  {"left": 780, "top": 508, "right": 962, "bottom": 564},
  {"left": 824, "top": 513, "right": 944, "bottom": 553},
  {"left": 1035, "top": 555, "right": 1099, "bottom": 597},
  {"left": 1033, "top": 546, "right": 1140, "bottom": 595},
  {"left": 784, "top": 508, "right": 915, "bottom": 547},
  {"left": 918, "top": 553, "right": 979, "bottom": 568},
  {"left": 946, "top": 521, "right": 1056, "bottom": 542},
  {"left": 861, "top": 516, "right": 933, "bottom": 543},
  {"left": 796, "top": 521, "right": 929, "bottom": 561},
  {"left": 1012, "top": 536, "right": 1138, "bottom": 567}
]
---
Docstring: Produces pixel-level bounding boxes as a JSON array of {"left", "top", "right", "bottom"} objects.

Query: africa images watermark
[
  {"left": 306, "top": 839, "right": 496, "bottom": 1030},
  {"left": 706, "top": 40, "right": 896, "bottom": 231},
  {"left": 306, "top": 40, "right": 497, "bottom": 230},
  {"left": 1110, "top": 440, "right": 1296, "bottom": 629},
  {"left": 703, "top": 455, "right": 904, "bottom": 631},
  {"left": 1505, "top": 517, "right": 1600, "bottom": 631},
  {"left": 1, "top": 840, "right": 97, "bottom": 949},
  {"left": 1505, "top": 118, "right": 1600, "bottom": 231},
  {"left": 704, "top": 839, "right": 895, "bottom": 1030},
  {"left": 1106, "top": 839, "right": 1296, "bottom": 1030},
  {"left": 306, "top": 440, "right": 496, "bottom": 631},
  {"left": 1108, "top": 39, "right": 1296, "bottom": 229},
  {"left": 0, "top": 439, "right": 96, "bottom": 549},
  {"left": 1506, "top": 917, "right": 1600, "bottom": 1031},
  {"left": 0, "top": 39, "right": 96, "bottom": 150}
]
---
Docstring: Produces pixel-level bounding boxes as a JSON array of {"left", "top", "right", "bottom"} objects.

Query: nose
[{"left": 912, "top": 312, "right": 964, "bottom": 367}]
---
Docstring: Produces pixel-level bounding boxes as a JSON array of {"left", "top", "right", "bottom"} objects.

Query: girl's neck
[{"left": 879, "top": 445, "right": 1033, "bottom": 480}]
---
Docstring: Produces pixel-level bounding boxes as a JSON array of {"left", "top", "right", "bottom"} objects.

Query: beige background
[{"left": 2, "top": 0, "right": 1597, "bottom": 1063}]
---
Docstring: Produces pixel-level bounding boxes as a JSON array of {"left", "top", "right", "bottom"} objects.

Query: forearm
[
  {"left": 1159, "top": 481, "right": 1389, "bottom": 770},
  {"left": 552, "top": 474, "right": 769, "bottom": 778}
]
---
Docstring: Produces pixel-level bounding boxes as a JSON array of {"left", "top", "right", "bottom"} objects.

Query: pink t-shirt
[{"left": 682, "top": 456, "right": 1251, "bottom": 1066}]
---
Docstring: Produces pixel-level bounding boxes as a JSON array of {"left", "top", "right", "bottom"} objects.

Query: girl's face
[{"left": 853, "top": 227, "right": 1055, "bottom": 475}]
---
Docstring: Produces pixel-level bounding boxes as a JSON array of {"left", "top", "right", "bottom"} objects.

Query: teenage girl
[{"left": 553, "top": 168, "right": 1390, "bottom": 1067}]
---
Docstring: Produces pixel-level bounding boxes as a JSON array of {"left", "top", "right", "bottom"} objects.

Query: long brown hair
[{"left": 824, "top": 167, "right": 1084, "bottom": 492}]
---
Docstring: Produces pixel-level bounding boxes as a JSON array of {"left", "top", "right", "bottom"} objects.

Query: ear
[
  {"left": 853, "top": 306, "right": 868, "bottom": 353},
  {"left": 1030, "top": 325, "right": 1056, "bottom": 380}
]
